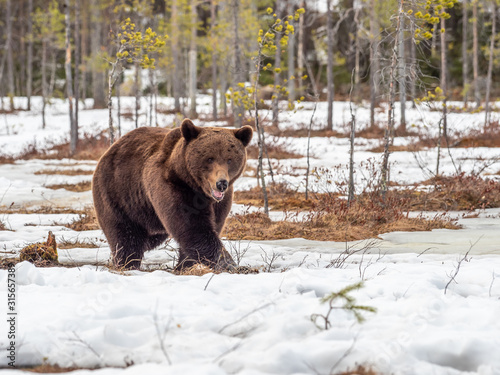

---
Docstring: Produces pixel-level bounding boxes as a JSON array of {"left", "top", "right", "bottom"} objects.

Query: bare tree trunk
[
  {"left": 398, "top": 14, "right": 406, "bottom": 132},
  {"left": 6, "top": 0, "right": 15, "bottom": 110},
  {"left": 354, "top": 8, "right": 361, "bottom": 102},
  {"left": 27, "top": 0, "right": 33, "bottom": 110},
  {"left": 65, "top": 0, "right": 76, "bottom": 156},
  {"left": 370, "top": 0, "right": 379, "bottom": 127},
  {"left": 108, "top": 69, "right": 116, "bottom": 145},
  {"left": 485, "top": 3, "right": 496, "bottom": 126},
  {"left": 188, "top": 0, "right": 197, "bottom": 118},
  {"left": 117, "top": 73, "right": 121, "bottom": 138},
  {"left": 348, "top": 70, "right": 356, "bottom": 205},
  {"left": 42, "top": 40, "right": 48, "bottom": 129},
  {"left": 149, "top": 69, "right": 154, "bottom": 126},
  {"left": 326, "top": 0, "right": 334, "bottom": 130},
  {"left": 297, "top": 0, "right": 305, "bottom": 90},
  {"left": 441, "top": 17, "right": 448, "bottom": 143},
  {"left": 463, "top": 0, "right": 469, "bottom": 107},
  {"left": 304, "top": 55, "right": 319, "bottom": 200},
  {"left": 381, "top": 0, "right": 403, "bottom": 197},
  {"left": 253, "top": 50, "right": 269, "bottom": 216},
  {"left": 410, "top": 24, "right": 417, "bottom": 108},
  {"left": 232, "top": 0, "right": 243, "bottom": 127},
  {"left": 287, "top": 1, "right": 295, "bottom": 102},
  {"left": 220, "top": 68, "right": 227, "bottom": 117},
  {"left": 19, "top": 3, "right": 26, "bottom": 99},
  {"left": 272, "top": 0, "right": 282, "bottom": 127},
  {"left": 211, "top": 0, "right": 218, "bottom": 120},
  {"left": 91, "top": 0, "right": 106, "bottom": 108},
  {"left": 171, "top": 0, "right": 181, "bottom": 113},
  {"left": 49, "top": 49, "right": 57, "bottom": 96},
  {"left": 81, "top": 0, "right": 88, "bottom": 102},
  {"left": 134, "top": 61, "right": 140, "bottom": 128},
  {"left": 473, "top": 0, "right": 480, "bottom": 107},
  {"left": 74, "top": 0, "right": 81, "bottom": 148}
]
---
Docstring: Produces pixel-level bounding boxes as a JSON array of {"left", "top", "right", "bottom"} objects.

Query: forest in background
[{"left": 1, "top": 0, "right": 500, "bottom": 123}]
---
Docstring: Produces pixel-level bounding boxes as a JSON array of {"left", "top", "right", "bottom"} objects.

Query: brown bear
[{"left": 92, "top": 119, "right": 253, "bottom": 271}]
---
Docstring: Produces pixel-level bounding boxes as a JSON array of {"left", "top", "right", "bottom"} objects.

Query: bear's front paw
[{"left": 214, "top": 248, "right": 237, "bottom": 272}]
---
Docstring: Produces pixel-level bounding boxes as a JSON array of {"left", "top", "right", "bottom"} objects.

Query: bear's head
[{"left": 180, "top": 119, "right": 253, "bottom": 202}]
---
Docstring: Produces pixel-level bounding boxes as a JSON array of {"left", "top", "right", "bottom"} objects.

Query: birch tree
[{"left": 105, "top": 18, "right": 166, "bottom": 144}]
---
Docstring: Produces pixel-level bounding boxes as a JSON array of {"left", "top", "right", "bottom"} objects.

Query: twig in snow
[
  {"left": 204, "top": 273, "right": 215, "bottom": 291},
  {"left": 152, "top": 310, "right": 172, "bottom": 365},
  {"left": 218, "top": 302, "right": 274, "bottom": 335},
  {"left": 328, "top": 334, "right": 359, "bottom": 375},
  {"left": 69, "top": 331, "right": 101, "bottom": 359},
  {"left": 260, "top": 248, "right": 282, "bottom": 272},
  {"left": 444, "top": 237, "right": 481, "bottom": 295},
  {"left": 489, "top": 270, "right": 496, "bottom": 298}
]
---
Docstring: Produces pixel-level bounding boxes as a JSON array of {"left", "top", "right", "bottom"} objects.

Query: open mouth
[{"left": 211, "top": 189, "right": 225, "bottom": 201}]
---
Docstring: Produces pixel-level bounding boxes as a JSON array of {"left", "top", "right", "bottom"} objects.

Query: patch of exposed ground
[
  {"left": 35, "top": 168, "right": 94, "bottom": 176},
  {"left": 45, "top": 181, "right": 92, "bottom": 192}
]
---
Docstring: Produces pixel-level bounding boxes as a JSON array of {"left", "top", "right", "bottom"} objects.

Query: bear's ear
[
  {"left": 234, "top": 126, "right": 253, "bottom": 147},
  {"left": 181, "top": 119, "right": 201, "bottom": 142}
]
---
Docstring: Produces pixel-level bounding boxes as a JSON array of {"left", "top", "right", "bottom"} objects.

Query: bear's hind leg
[{"left": 107, "top": 221, "right": 149, "bottom": 270}]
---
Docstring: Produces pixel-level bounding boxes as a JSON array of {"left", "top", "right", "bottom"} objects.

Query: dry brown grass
[
  {"left": 234, "top": 183, "right": 328, "bottom": 211},
  {"left": 339, "top": 365, "right": 379, "bottom": 375},
  {"left": 35, "top": 168, "right": 94, "bottom": 176},
  {"left": 20, "top": 364, "right": 81, "bottom": 373},
  {"left": 267, "top": 126, "right": 344, "bottom": 138},
  {"left": 246, "top": 143, "right": 302, "bottom": 160},
  {"left": 45, "top": 181, "right": 92, "bottom": 192},
  {"left": 0, "top": 205, "right": 84, "bottom": 215},
  {"left": 63, "top": 206, "right": 100, "bottom": 231},
  {"left": 223, "top": 207, "right": 458, "bottom": 242},
  {"left": 368, "top": 143, "right": 428, "bottom": 153},
  {"left": 450, "top": 121, "right": 500, "bottom": 148},
  {"left": 58, "top": 238, "right": 99, "bottom": 249},
  {"left": 412, "top": 173, "right": 500, "bottom": 211},
  {"left": 0, "top": 131, "right": 109, "bottom": 164}
]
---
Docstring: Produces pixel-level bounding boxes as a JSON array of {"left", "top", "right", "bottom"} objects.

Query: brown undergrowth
[
  {"left": 45, "top": 181, "right": 92, "bottom": 192},
  {"left": 62, "top": 206, "right": 100, "bottom": 231},
  {"left": 35, "top": 168, "right": 94, "bottom": 176},
  {"left": 234, "top": 183, "right": 337, "bottom": 211},
  {"left": 223, "top": 202, "right": 457, "bottom": 242},
  {"left": 246, "top": 142, "right": 302, "bottom": 160},
  {"left": 226, "top": 173, "right": 500, "bottom": 241},
  {"left": 369, "top": 121, "right": 500, "bottom": 152},
  {"left": 0, "top": 131, "right": 109, "bottom": 164}
]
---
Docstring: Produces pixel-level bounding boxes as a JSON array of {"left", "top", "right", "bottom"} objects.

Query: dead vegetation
[
  {"left": 62, "top": 206, "right": 100, "bottom": 231},
  {"left": 19, "top": 231, "right": 59, "bottom": 265},
  {"left": 246, "top": 142, "right": 302, "bottom": 160},
  {"left": 234, "top": 183, "right": 326, "bottom": 211},
  {"left": 18, "top": 364, "right": 81, "bottom": 373},
  {"left": 223, "top": 205, "right": 457, "bottom": 242},
  {"left": 45, "top": 181, "right": 92, "bottom": 192},
  {"left": 35, "top": 168, "right": 94, "bottom": 176},
  {"left": 0, "top": 131, "right": 109, "bottom": 164}
]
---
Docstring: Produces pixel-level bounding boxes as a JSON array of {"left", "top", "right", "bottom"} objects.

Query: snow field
[{"left": 0, "top": 96, "right": 499, "bottom": 374}]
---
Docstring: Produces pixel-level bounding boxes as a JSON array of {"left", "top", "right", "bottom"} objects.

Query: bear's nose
[{"left": 216, "top": 179, "right": 228, "bottom": 192}]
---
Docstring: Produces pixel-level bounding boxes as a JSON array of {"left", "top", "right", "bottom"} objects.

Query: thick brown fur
[{"left": 92, "top": 119, "right": 253, "bottom": 270}]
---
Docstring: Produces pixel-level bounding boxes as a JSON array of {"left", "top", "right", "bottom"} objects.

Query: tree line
[{"left": 1, "top": 0, "right": 499, "bottom": 137}]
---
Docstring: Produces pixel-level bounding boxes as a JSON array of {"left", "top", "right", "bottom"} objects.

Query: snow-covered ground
[{"left": 0, "top": 96, "right": 500, "bottom": 374}]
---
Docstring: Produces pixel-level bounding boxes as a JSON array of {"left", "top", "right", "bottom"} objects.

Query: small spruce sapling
[{"left": 311, "top": 281, "right": 376, "bottom": 330}]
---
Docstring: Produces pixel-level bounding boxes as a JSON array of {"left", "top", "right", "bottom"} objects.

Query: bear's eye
[
  {"left": 227, "top": 159, "right": 232, "bottom": 165},
  {"left": 207, "top": 158, "right": 214, "bottom": 164}
]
